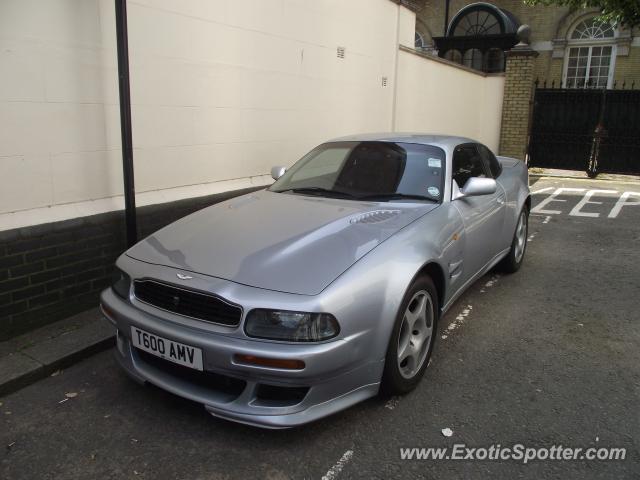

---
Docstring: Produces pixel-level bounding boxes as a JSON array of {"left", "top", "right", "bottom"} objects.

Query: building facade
[{"left": 414, "top": 0, "right": 640, "bottom": 87}]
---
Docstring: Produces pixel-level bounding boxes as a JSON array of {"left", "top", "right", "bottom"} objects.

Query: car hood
[{"left": 126, "top": 190, "right": 437, "bottom": 295}]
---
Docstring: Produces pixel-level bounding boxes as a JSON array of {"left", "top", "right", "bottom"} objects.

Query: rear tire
[
  {"left": 380, "top": 275, "right": 438, "bottom": 396},
  {"left": 499, "top": 205, "right": 528, "bottom": 273}
]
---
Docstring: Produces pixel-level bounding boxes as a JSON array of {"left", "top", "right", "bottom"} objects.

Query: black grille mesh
[{"left": 134, "top": 280, "right": 241, "bottom": 326}]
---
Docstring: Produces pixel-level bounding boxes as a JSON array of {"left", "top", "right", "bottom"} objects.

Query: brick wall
[
  {"left": 614, "top": 47, "right": 640, "bottom": 86},
  {"left": 499, "top": 48, "right": 538, "bottom": 159},
  {"left": 0, "top": 187, "right": 262, "bottom": 340},
  {"left": 533, "top": 51, "right": 562, "bottom": 86}
]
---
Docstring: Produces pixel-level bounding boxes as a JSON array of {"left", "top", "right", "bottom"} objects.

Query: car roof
[{"left": 326, "top": 132, "right": 478, "bottom": 150}]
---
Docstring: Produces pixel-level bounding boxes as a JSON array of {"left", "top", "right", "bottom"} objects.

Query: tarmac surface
[{"left": 2, "top": 176, "right": 639, "bottom": 479}]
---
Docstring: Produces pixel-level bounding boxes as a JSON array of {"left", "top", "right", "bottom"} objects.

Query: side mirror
[
  {"left": 453, "top": 177, "right": 497, "bottom": 200},
  {"left": 271, "top": 166, "right": 286, "bottom": 180}
]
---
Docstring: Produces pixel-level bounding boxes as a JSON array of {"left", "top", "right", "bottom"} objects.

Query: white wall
[
  {"left": 0, "top": 0, "right": 402, "bottom": 227},
  {"left": 394, "top": 47, "right": 505, "bottom": 151},
  {"left": 0, "top": 0, "right": 504, "bottom": 231}
]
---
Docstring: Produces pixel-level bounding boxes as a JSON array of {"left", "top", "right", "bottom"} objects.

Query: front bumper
[{"left": 101, "top": 288, "right": 383, "bottom": 428}]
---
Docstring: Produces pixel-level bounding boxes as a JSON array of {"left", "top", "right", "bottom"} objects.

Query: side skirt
[{"left": 440, "top": 247, "right": 511, "bottom": 315}]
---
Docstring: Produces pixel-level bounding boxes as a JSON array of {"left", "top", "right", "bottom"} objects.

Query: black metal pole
[
  {"left": 444, "top": 0, "right": 450, "bottom": 36},
  {"left": 115, "top": 0, "right": 137, "bottom": 248}
]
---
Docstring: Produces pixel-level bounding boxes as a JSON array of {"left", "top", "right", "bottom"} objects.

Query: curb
[
  {"left": 0, "top": 336, "right": 114, "bottom": 397},
  {"left": 0, "top": 308, "right": 115, "bottom": 398},
  {"left": 529, "top": 172, "right": 640, "bottom": 183}
]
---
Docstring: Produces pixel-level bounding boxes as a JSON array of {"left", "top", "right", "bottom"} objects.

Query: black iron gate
[{"left": 528, "top": 82, "right": 640, "bottom": 176}]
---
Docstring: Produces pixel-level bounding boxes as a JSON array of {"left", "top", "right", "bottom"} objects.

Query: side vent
[
  {"left": 350, "top": 210, "right": 401, "bottom": 224},
  {"left": 381, "top": 76, "right": 388, "bottom": 87},
  {"left": 337, "top": 46, "right": 345, "bottom": 59}
]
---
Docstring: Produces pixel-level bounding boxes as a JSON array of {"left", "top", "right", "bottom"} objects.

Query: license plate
[{"left": 131, "top": 327, "right": 203, "bottom": 371}]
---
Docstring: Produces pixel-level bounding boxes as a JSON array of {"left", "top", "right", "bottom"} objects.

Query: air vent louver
[{"left": 350, "top": 210, "right": 400, "bottom": 224}]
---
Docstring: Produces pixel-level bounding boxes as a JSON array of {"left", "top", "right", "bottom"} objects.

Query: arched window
[
  {"left": 463, "top": 49, "right": 483, "bottom": 70},
  {"left": 452, "top": 8, "right": 503, "bottom": 36},
  {"left": 415, "top": 32, "right": 425, "bottom": 50},
  {"left": 485, "top": 48, "right": 505, "bottom": 73},
  {"left": 564, "top": 17, "right": 615, "bottom": 89},
  {"left": 571, "top": 18, "right": 614, "bottom": 40},
  {"left": 435, "top": 3, "right": 519, "bottom": 73},
  {"left": 444, "top": 49, "right": 463, "bottom": 64},
  {"left": 447, "top": 3, "right": 519, "bottom": 37}
]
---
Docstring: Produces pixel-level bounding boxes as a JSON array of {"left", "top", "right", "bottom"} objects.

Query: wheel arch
[{"left": 415, "top": 261, "right": 446, "bottom": 312}]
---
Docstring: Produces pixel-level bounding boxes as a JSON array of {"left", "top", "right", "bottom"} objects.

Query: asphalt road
[{"left": 2, "top": 176, "right": 639, "bottom": 479}]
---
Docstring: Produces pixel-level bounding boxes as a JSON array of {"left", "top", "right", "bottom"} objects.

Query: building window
[
  {"left": 434, "top": 3, "right": 520, "bottom": 73},
  {"left": 485, "top": 48, "right": 505, "bottom": 73},
  {"left": 463, "top": 48, "right": 483, "bottom": 70},
  {"left": 444, "top": 49, "right": 463, "bottom": 64},
  {"left": 415, "top": 32, "right": 425, "bottom": 50},
  {"left": 564, "top": 18, "right": 615, "bottom": 89},
  {"left": 452, "top": 8, "right": 503, "bottom": 36},
  {"left": 571, "top": 18, "right": 614, "bottom": 40}
]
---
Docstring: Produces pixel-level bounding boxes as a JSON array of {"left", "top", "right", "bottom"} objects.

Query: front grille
[
  {"left": 134, "top": 279, "right": 242, "bottom": 326},
  {"left": 136, "top": 350, "right": 246, "bottom": 397}
]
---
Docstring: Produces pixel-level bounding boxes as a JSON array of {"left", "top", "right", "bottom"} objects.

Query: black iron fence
[{"left": 528, "top": 80, "right": 640, "bottom": 176}]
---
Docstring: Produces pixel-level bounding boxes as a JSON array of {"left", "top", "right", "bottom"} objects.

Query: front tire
[
  {"left": 381, "top": 275, "right": 438, "bottom": 395},
  {"left": 500, "top": 205, "right": 528, "bottom": 273}
]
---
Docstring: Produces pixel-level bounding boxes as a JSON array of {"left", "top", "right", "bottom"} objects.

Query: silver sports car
[{"left": 100, "top": 133, "right": 530, "bottom": 428}]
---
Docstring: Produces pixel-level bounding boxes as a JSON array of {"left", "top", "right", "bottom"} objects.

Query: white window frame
[{"left": 562, "top": 18, "right": 617, "bottom": 89}]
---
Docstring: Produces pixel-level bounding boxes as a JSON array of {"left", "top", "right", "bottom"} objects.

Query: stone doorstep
[{"left": 0, "top": 307, "right": 115, "bottom": 397}]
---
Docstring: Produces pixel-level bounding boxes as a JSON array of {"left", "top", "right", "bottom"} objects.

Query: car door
[
  {"left": 477, "top": 143, "right": 509, "bottom": 250},
  {"left": 451, "top": 143, "right": 506, "bottom": 283}
]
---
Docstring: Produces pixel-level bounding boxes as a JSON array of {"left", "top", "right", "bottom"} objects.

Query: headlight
[
  {"left": 244, "top": 309, "right": 340, "bottom": 342},
  {"left": 111, "top": 268, "right": 131, "bottom": 299}
]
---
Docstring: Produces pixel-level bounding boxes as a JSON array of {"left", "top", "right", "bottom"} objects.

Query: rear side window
[
  {"left": 452, "top": 144, "right": 486, "bottom": 188},
  {"left": 477, "top": 144, "right": 502, "bottom": 178}
]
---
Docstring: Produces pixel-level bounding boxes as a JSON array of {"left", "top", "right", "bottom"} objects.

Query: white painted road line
[
  {"left": 531, "top": 187, "right": 554, "bottom": 195},
  {"left": 385, "top": 396, "right": 401, "bottom": 410},
  {"left": 569, "top": 190, "right": 618, "bottom": 217},
  {"left": 322, "top": 450, "right": 354, "bottom": 480},
  {"left": 441, "top": 304, "right": 473, "bottom": 340},
  {"left": 531, "top": 188, "right": 585, "bottom": 214},
  {"left": 609, "top": 192, "right": 640, "bottom": 218},
  {"left": 531, "top": 187, "right": 640, "bottom": 218}
]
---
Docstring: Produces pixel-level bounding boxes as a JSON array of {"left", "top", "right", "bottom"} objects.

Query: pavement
[
  {"left": 1, "top": 175, "right": 639, "bottom": 479},
  {"left": 0, "top": 309, "right": 113, "bottom": 397}
]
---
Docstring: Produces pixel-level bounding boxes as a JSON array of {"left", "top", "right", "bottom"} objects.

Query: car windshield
[{"left": 270, "top": 141, "right": 446, "bottom": 202}]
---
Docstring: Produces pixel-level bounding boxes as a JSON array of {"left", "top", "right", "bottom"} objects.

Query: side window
[
  {"left": 452, "top": 144, "right": 487, "bottom": 189},
  {"left": 477, "top": 144, "right": 502, "bottom": 178}
]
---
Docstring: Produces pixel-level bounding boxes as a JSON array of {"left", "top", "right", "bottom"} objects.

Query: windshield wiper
[
  {"left": 357, "top": 193, "right": 438, "bottom": 202},
  {"left": 273, "top": 187, "right": 357, "bottom": 199}
]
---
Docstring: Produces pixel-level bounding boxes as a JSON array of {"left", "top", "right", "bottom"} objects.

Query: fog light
[{"left": 234, "top": 354, "right": 305, "bottom": 370}]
